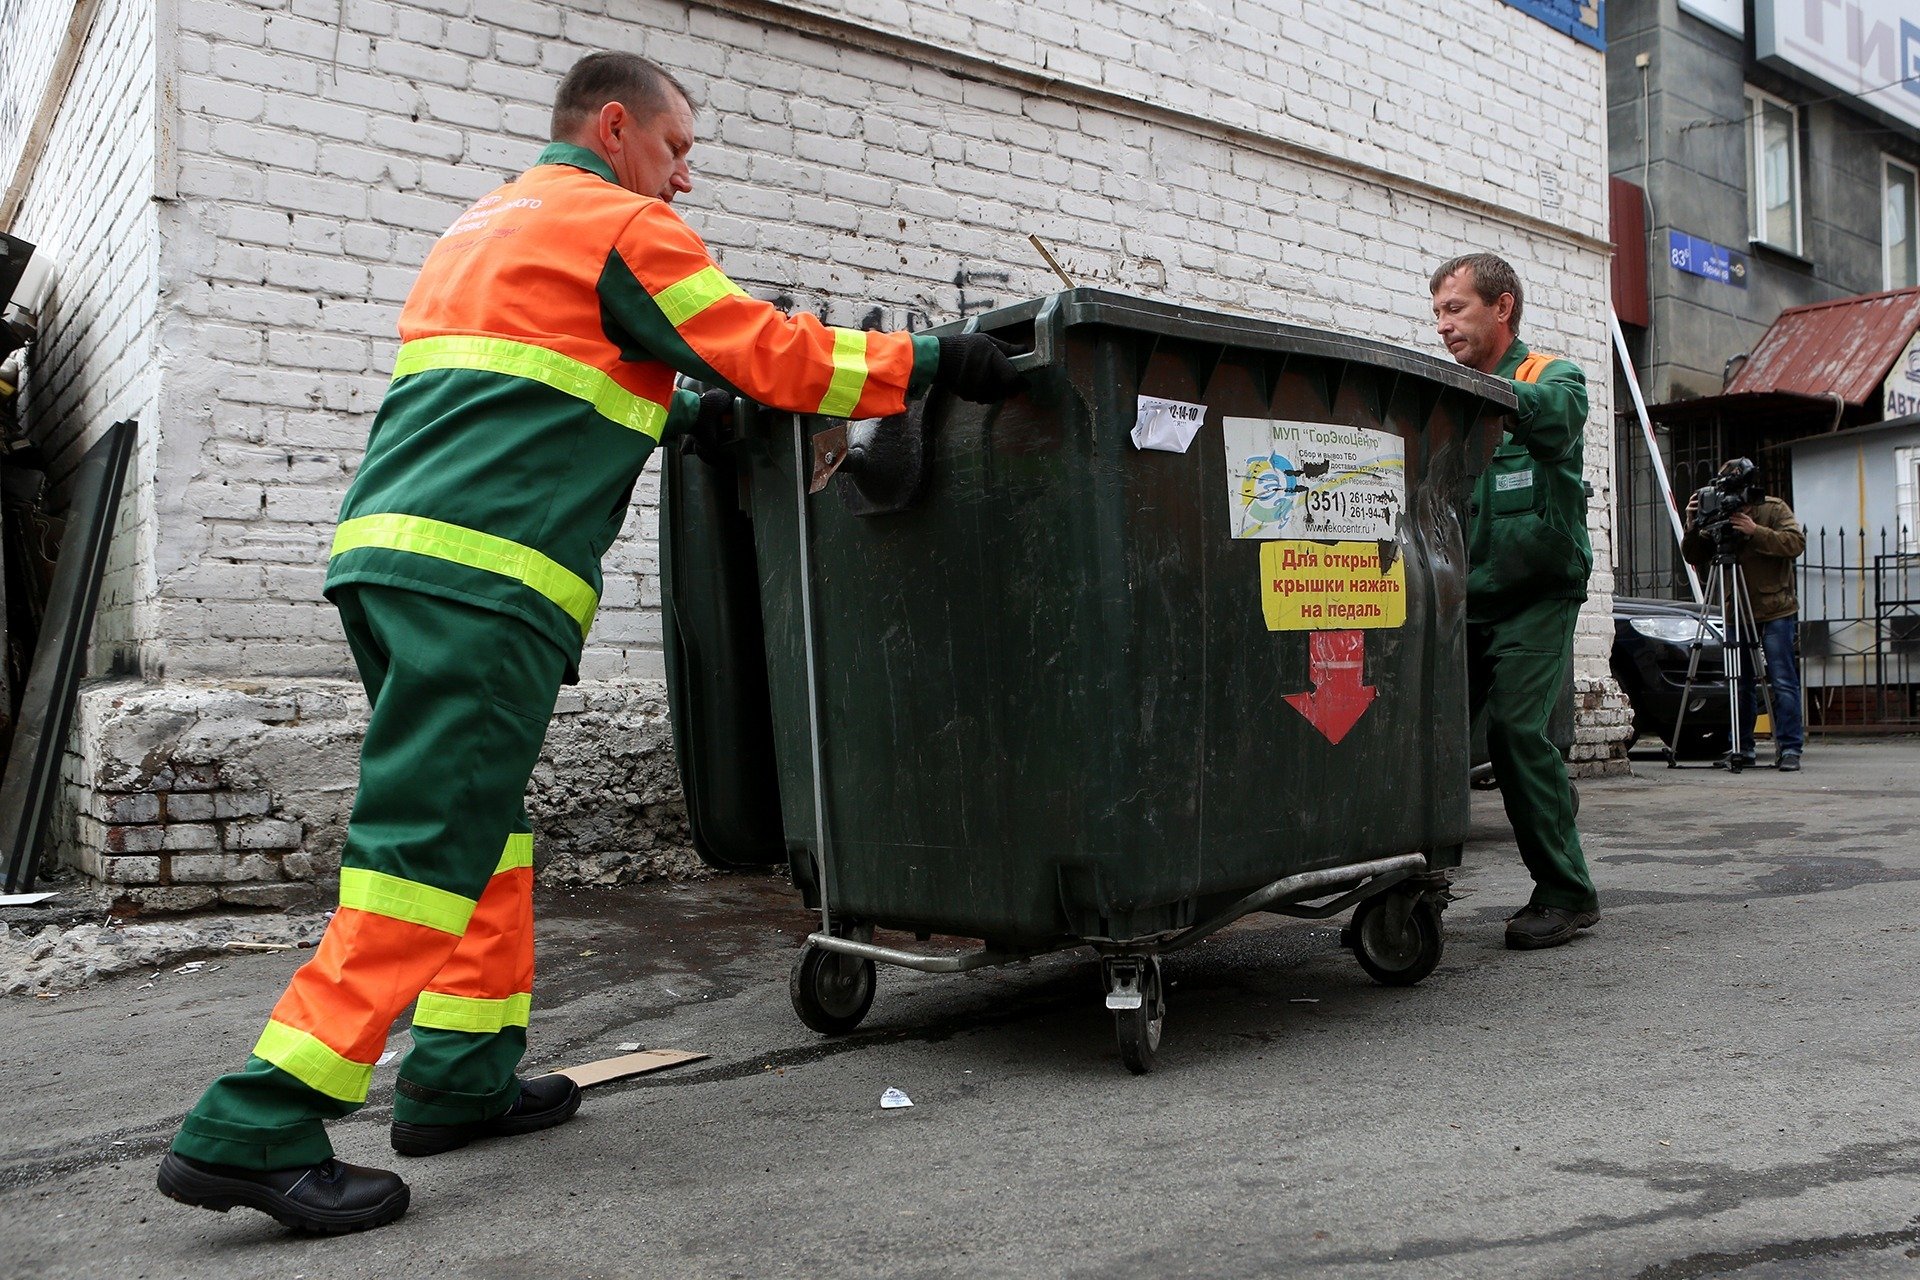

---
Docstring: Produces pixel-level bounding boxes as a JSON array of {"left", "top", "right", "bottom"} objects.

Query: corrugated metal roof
[{"left": 1723, "top": 287, "right": 1920, "bottom": 404}]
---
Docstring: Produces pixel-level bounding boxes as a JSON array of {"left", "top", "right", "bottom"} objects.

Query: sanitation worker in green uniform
[
  {"left": 1430, "top": 253, "right": 1599, "bottom": 949},
  {"left": 153, "top": 52, "right": 1022, "bottom": 1235}
]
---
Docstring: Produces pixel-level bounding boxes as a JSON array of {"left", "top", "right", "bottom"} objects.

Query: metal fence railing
[
  {"left": 1798, "top": 526, "right": 1920, "bottom": 731},
  {"left": 1612, "top": 411, "right": 1724, "bottom": 600}
]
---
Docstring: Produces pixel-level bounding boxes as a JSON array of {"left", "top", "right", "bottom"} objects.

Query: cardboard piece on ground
[
  {"left": 0, "top": 892, "right": 58, "bottom": 906},
  {"left": 549, "top": 1048, "right": 707, "bottom": 1089}
]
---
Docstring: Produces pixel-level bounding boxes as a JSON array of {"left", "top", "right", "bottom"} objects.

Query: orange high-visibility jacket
[{"left": 326, "top": 142, "right": 937, "bottom": 671}]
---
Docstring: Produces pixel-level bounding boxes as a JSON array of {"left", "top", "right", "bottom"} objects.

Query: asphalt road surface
[{"left": 3, "top": 739, "right": 1917, "bottom": 1279}]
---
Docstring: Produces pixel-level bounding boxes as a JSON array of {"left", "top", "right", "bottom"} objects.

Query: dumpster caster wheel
[
  {"left": 790, "top": 943, "right": 876, "bottom": 1034},
  {"left": 1105, "top": 956, "right": 1164, "bottom": 1074},
  {"left": 1350, "top": 893, "right": 1443, "bottom": 987}
]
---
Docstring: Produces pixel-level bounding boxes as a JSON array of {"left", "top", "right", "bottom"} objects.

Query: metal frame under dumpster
[{"left": 662, "top": 289, "right": 1514, "bottom": 1071}]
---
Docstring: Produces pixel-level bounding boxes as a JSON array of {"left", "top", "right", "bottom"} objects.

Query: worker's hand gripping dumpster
[{"left": 662, "top": 290, "right": 1512, "bottom": 1072}]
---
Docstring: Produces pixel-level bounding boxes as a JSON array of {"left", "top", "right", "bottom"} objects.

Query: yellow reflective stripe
[
  {"left": 494, "top": 832, "right": 534, "bottom": 875},
  {"left": 331, "top": 514, "right": 598, "bottom": 638},
  {"left": 393, "top": 335, "right": 668, "bottom": 440},
  {"left": 817, "top": 328, "right": 870, "bottom": 418},
  {"left": 254, "top": 1019, "right": 373, "bottom": 1103},
  {"left": 655, "top": 265, "right": 746, "bottom": 328},
  {"left": 338, "top": 866, "right": 476, "bottom": 937},
  {"left": 412, "top": 991, "right": 533, "bottom": 1035}
]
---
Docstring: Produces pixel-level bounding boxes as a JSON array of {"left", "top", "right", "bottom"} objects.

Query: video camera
[{"left": 1691, "top": 457, "right": 1765, "bottom": 553}]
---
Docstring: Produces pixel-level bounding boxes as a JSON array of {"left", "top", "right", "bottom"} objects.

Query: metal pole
[
  {"left": 1708, "top": 556, "right": 1776, "bottom": 767},
  {"left": 792, "top": 416, "right": 834, "bottom": 935},
  {"left": 1668, "top": 556, "right": 1724, "bottom": 766},
  {"left": 1611, "top": 309, "right": 1704, "bottom": 604},
  {"left": 1723, "top": 558, "right": 1747, "bottom": 765},
  {"left": 1735, "top": 559, "right": 1777, "bottom": 755}
]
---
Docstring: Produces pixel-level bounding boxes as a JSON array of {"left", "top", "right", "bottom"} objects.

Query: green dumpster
[
  {"left": 662, "top": 289, "right": 1514, "bottom": 1071},
  {"left": 661, "top": 411, "right": 785, "bottom": 871}
]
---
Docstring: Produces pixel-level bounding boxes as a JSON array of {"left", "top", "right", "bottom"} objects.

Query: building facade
[
  {"left": 1, "top": 0, "right": 1626, "bottom": 909},
  {"left": 1606, "top": 0, "right": 1920, "bottom": 596}
]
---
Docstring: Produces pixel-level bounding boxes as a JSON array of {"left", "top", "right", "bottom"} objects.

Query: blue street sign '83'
[{"left": 1669, "top": 231, "right": 1749, "bottom": 288}]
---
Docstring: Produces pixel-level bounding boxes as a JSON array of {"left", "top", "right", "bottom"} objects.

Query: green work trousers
[
  {"left": 171, "top": 584, "right": 566, "bottom": 1169},
  {"left": 1466, "top": 597, "right": 1598, "bottom": 913}
]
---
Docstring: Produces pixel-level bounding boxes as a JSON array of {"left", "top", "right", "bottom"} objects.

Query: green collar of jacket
[
  {"left": 534, "top": 141, "right": 617, "bottom": 185},
  {"left": 1491, "top": 339, "right": 1529, "bottom": 379}
]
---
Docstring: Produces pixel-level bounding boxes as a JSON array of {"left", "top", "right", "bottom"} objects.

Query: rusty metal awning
[
  {"left": 1724, "top": 286, "right": 1920, "bottom": 403},
  {"left": 1645, "top": 389, "right": 1848, "bottom": 434},
  {"left": 1647, "top": 287, "right": 1920, "bottom": 435}
]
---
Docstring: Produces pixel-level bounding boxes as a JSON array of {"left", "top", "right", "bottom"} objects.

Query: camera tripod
[{"left": 1668, "top": 548, "right": 1776, "bottom": 771}]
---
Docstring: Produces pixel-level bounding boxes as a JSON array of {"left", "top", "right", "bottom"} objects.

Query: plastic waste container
[
  {"left": 661, "top": 411, "right": 786, "bottom": 870},
  {"left": 661, "top": 289, "right": 1514, "bottom": 1071}
]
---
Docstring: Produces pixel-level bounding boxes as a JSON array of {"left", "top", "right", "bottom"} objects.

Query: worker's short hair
[
  {"left": 551, "top": 52, "right": 690, "bottom": 139},
  {"left": 1429, "top": 252, "right": 1525, "bottom": 334}
]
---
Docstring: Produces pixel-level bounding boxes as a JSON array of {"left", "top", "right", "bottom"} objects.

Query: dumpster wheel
[
  {"left": 1349, "top": 893, "right": 1443, "bottom": 987},
  {"left": 791, "top": 942, "right": 877, "bottom": 1034},
  {"left": 1105, "top": 956, "right": 1165, "bottom": 1074}
]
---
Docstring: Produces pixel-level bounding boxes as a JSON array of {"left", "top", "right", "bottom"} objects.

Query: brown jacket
[{"left": 1681, "top": 495, "right": 1805, "bottom": 622}]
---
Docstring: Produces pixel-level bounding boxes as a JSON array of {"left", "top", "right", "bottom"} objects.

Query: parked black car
[{"left": 1611, "top": 595, "right": 1733, "bottom": 758}]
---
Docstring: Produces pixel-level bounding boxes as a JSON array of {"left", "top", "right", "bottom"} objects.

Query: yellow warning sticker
[{"left": 1260, "top": 541, "right": 1407, "bottom": 631}]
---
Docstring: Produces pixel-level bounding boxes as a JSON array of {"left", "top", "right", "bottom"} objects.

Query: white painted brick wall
[
  {"left": 785, "top": 0, "right": 1607, "bottom": 241},
  {"left": 0, "top": 0, "right": 80, "bottom": 174},
  {"left": 7, "top": 0, "right": 163, "bottom": 666},
  {"left": 15, "top": 0, "right": 1623, "bottom": 899},
  {"left": 131, "top": 0, "right": 1615, "bottom": 689}
]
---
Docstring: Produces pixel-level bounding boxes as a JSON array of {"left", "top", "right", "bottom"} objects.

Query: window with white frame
[
  {"left": 1886, "top": 157, "right": 1919, "bottom": 290},
  {"left": 1897, "top": 445, "right": 1919, "bottom": 553},
  {"left": 1745, "top": 88, "right": 1801, "bottom": 254}
]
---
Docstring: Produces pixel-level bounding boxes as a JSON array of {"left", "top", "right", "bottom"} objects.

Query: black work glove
[
  {"left": 933, "top": 333, "right": 1022, "bottom": 403},
  {"left": 685, "top": 387, "right": 736, "bottom": 464}
]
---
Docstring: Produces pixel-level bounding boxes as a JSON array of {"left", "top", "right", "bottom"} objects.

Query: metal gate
[{"left": 1798, "top": 526, "right": 1920, "bottom": 729}]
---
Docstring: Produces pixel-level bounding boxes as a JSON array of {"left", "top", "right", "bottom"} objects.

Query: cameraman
[{"left": 1681, "top": 459, "right": 1807, "bottom": 770}]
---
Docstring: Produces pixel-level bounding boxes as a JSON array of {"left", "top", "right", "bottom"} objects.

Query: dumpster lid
[{"left": 940, "top": 288, "right": 1519, "bottom": 413}]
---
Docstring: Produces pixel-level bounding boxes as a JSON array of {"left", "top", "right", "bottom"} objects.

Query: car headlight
[{"left": 1629, "top": 615, "right": 1718, "bottom": 644}]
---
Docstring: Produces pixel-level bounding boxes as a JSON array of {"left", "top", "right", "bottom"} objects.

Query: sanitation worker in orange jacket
[{"left": 157, "top": 52, "right": 1021, "bottom": 1234}]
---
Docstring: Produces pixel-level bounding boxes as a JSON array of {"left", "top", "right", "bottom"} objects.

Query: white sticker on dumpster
[
  {"left": 1131, "top": 395, "right": 1207, "bottom": 453},
  {"left": 1223, "top": 419, "right": 1404, "bottom": 540}
]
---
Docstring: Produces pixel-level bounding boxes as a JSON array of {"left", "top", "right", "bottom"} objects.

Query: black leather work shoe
[
  {"left": 390, "top": 1073, "right": 581, "bottom": 1157},
  {"left": 1776, "top": 752, "right": 1802, "bottom": 772},
  {"left": 156, "top": 1152, "right": 409, "bottom": 1234},
  {"left": 1504, "top": 904, "right": 1600, "bottom": 950}
]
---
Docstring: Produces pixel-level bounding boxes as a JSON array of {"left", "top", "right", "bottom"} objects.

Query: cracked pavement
[{"left": 2, "top": 738, "right": 1917, "bottom": 1278}]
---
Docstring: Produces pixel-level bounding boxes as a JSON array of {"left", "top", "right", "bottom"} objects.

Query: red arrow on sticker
[{"left": 1283, "top": 629, "right": 1376, "bottom": 745}]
